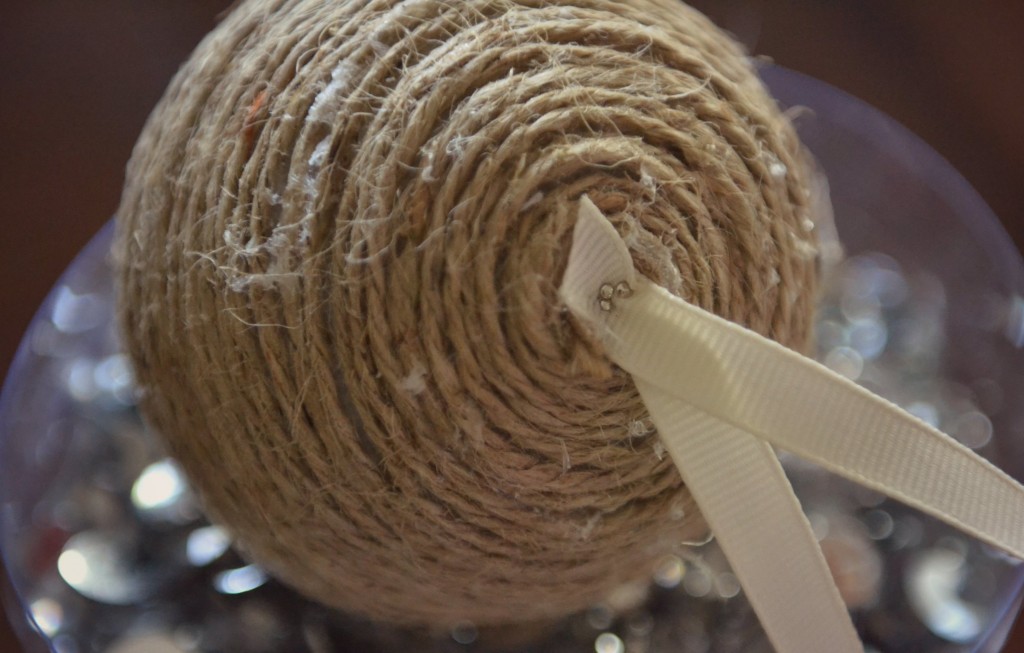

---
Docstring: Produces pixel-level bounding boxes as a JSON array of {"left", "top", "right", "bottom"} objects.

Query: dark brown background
[{"left": 2, "top": 1, "right": 1023, "bottom": 651}]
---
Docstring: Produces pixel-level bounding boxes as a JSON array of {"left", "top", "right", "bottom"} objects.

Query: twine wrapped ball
[{"left": 116, "top": 0, "right": 819, "bottom": 628}]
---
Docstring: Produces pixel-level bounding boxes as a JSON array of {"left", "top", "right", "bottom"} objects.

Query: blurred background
[{"left": 2, "top": 1, "right": 1023, "bottom": 650}]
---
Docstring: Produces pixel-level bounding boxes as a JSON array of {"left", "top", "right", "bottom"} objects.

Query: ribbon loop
[{"left": 560, "top": 196, "right": 1024, "bottom": 653}]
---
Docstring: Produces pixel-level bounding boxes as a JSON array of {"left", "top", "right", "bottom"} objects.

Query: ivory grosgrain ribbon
[{"left": 560, "top": 196, "right": 1024, "bottom": 653}]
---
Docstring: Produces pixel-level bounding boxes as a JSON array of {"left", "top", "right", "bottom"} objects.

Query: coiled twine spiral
[{"left": 116, "top": 0, "right": 820, "bottom": 628}]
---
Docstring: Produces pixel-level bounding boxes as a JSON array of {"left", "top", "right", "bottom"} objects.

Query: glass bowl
[{"left": 2, "top": 66, "right": 1024, "bottom": 653}]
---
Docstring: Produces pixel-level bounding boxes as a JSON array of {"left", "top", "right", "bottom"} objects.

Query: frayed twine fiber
[{"left": 116, "top": 0, "right": 819, "bottom": 628}]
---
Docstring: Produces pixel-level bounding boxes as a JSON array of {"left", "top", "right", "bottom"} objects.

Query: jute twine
[{"left": 116, "top": 0, "right": 819, "bottom": 628}]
